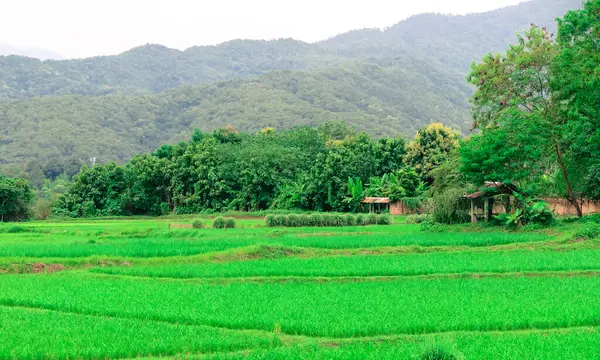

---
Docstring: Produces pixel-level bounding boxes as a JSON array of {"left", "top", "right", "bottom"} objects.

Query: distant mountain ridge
[
  {"left": 0, "top": 0, "right": 584, "bottom": 168},
  {"left": 0, "top": 44, "right": 63, "bottom": 60}
]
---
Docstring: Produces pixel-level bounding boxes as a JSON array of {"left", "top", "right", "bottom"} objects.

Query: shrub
[
  {"left": 575, "top": 223, "right": 600, "bottom": 240},
  {"left": 297, "top": 214, "right": 311, "bottom": 227},
  {"left": 431, "top": 186, "right": 471, "bottom": 224},
  {"left": 224, "top": 218, "right": 236, "bottom": 229},
  {"left": 377, "top": 214, "right": 392, "bottom": 225},
  {"left": 420, "top": 345, "right": 464, "bottom": 360},
  {"left": 355, "top": 214, "right": 365, "bottom": 226},
  {"left": 191, "top": 218, "right": 205, "bottom": 229},
  {"left": 274, "top": 215, "right": 285, "bottom": 226},
  {"left": 406, "top": 214, "right": 429, "bottom": 224},
  {"left": 332, "top": 214, "right": 346, "bottom": 226},
  {"left": 365, "top": 213, "right": 378, "bottom": 225},
  {"left": 212, "top": 216, "right": 226, "bottom": 229},
  {"left": 344, "top": 213, "right": 356, "bottom": 226},
  {"left": 4, "top": 226, "right": 27, "bottom": 233},
  {"left": 286, "top": 214, "right": 300, "bottom": 227},
  {"left": 32, "top": 198, "right": 53, "bottom": 220},
  {"left": 265, "top": 215, "right": 277, "bottom": 227},
  {"left": 310, "top": 213, "right": 325, "bottom": 227}
]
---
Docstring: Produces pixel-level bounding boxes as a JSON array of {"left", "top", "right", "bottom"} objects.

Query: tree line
[{"left": 49, "top": 122, "right": 457, "bottom": 218}]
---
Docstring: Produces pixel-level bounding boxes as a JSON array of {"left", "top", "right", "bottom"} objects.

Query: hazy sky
[{"left": 2, "top": 0, "right": 525, "bottom": 59}]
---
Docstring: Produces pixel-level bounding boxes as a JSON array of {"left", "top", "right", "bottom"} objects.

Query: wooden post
[
  {"left": 485, "top": 197, "right": 493, "bottom": 222},
  {"left": 471, "top": 198, "right": 477, "bottom": 223}
]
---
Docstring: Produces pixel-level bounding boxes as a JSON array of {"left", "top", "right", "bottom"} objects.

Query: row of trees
[{"left": 51, "top": 122, "right": 459, "bottom": 218}]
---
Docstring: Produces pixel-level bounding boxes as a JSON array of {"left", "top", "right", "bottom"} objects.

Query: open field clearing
[{"left": 1, "top": 217, "right": 599, "bottom": 359}]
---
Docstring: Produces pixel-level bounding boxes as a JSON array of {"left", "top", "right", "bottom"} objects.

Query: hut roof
[
  {"left": 362, "top": 197, "right": 390, "bottom": 204},
  {"left": 465, "top": 182, "right": 517, "bottom": 199}
]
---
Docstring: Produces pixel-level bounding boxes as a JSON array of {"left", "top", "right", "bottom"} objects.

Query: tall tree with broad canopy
[
  {"left": 404, "top": 123, "right": 460, "bottom": 185},
  {"left": 553, "top": 0, "right": 600, "bottom": 199},
  {"left": 466, "top": 26, "right": 584, "bottom": 216},
  {"left": 0, "top": 174, "right": 34, "bottom": 222}
]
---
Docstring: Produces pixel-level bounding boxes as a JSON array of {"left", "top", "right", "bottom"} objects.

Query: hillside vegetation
[{"left": 0, "top": 0, "right": 583, "bottom": 168}]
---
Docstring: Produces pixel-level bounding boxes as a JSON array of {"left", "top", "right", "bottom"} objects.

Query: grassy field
[{"left": 1, "top": 216, "right": 599, "bottom": 359}]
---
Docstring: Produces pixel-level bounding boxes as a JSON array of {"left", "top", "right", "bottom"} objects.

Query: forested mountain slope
[
  {"left": 0, "top": 58, "right": 471, "bottom": 166},
  {"left": 0, "top": 40, "right": 343, "bottom": 99},
  {"left": 321, "top": 0, "right": 581, "bottom": 69},
  {"left": 0, "top": 0, "right": 580, "bottom": 100},
  {"left": 0, "top": 0, "right": 584, "bottom": 168}
]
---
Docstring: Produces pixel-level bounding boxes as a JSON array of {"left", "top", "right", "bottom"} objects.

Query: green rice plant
[
  {"left": 344, "top": 213, "right": 356, "bottom": 226},
  {"left": 377, "top": 214, "right": 392, "bottom": 225},
  {"left": 365, "top": 213, "right": 378, "bottom": 225},
  {"left": 0, "top": 306, "right": 276, "bottom": 359},
  {"left": 574, "top": 223, "right": 600, "bottom": 240},
  {"left": 4, "top": 274, "right": 600, "bottom": 338},
  {"left": 213, "top": 216, "right": 226, "bottom": 229},
  {"left": 278, "top": 232, "right": 549, "bottom": 249},
  {"left": 196, "top": 328, "right": 600, "bottom": 359},
  {"left": 95, "top": 249, "right": 600, "bottom": 279},
  {"left": 224, "top": 218, "right": 236, "bottom": 229},
  {"left": 191, "top": 218, "right": 205, "bottom": 229},
  {"left": 420, "top": 343, "right": 464, "bottom": 360}
]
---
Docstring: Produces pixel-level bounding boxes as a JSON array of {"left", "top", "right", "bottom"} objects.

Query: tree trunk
[{"left": 555, "top": 142, "right": 583, "bottom": 217}]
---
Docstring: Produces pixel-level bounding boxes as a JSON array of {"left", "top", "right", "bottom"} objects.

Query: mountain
[
  {"left": 0, "top": 57, "right": 472, "bottom": 167},
  {"left": 0, "top": 40, "right": 344, "bottom": 100},
  {"left": 0, "top": 0, "right": 584, "bottom": 169},
  {"left": 0, "top": 45, "right": 63, "bottom": 60},
  {"left": 321, "top": 0, "right": 580, "bottom": 69}
]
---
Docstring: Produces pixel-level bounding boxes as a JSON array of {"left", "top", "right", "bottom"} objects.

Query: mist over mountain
[
  {"left": 0, "top": 0, "right": 583, "bottom": 168},
  {"left": 0, "top": 44, "right": 63, "bottom": 60}
]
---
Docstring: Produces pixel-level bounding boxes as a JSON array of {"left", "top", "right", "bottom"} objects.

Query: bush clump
[
  {"left": 265, "top": 213, "right": 391, "bottom": 227},
  {"left": 355, "top": 214, "right": 365, "bottom": 226},
  {"left": 365, "top": 213, "right": 378, "bottom": 225},
  {"left": 405, "top": 214, "right": 430, "bottom": 224},
  {"left": 224, "top": 218, "right": 236, "bottom": 229},
  {"left": 574, "top": 223, "right": 600, "bottom": 240},
  {"left": 419, "top": 345, "right": 464, "bottom": 360},
  {"left": 192, "top": 218, "right": 205, "bottom": 229},
  {"left": 377, "top": 214, "right": 392, "bottom": 225},
  {"left": 212, "top": 216, "right": 226, "bottom": 229}
]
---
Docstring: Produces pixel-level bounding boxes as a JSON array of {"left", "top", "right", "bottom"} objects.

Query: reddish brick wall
[
  {"left": 390, "top": 201, "right": 421, "bottom": 215},
  {"left": 392, "top": 198, "right": 600, "bottom": 217},
  {"left": 542, "top": 198, "right": 600, "bottom": 216}
]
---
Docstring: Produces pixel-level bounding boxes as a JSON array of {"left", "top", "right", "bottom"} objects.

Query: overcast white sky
[{"left": 2, "top": 0, "right": 525, "bottom": 59}]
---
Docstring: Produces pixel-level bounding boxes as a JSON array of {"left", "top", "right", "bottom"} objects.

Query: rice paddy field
[{"left": 1, "top": 216, "right": 600, "bottom": 359}]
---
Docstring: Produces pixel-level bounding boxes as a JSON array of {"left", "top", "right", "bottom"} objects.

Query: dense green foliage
[
  {"left": 53, "top": 125, "right": 424, "bottom": 216},
  {"left": 0, "top": 174, "right": 33, "bottom": 221}
]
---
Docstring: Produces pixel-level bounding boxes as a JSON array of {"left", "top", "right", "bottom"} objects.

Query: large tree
[
  {"left": 404, "top": 123, "right": 460, "bottom": 185},
  {"left": 467, "top": 26, "right": 584, "bottom": 216},
  {"left": 0, "top": 174, "right": 34, "bottom": 222},
  {"left": 553, "top": 0, "right": 600, "bottom": 199}
]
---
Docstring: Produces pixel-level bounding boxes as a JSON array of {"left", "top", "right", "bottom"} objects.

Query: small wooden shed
[
  {"left": 362, "top": 197, "right": 390, "bottom": 213},
  {"left": 464, "top": 182, "right": 517, "bottom": 223}
]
